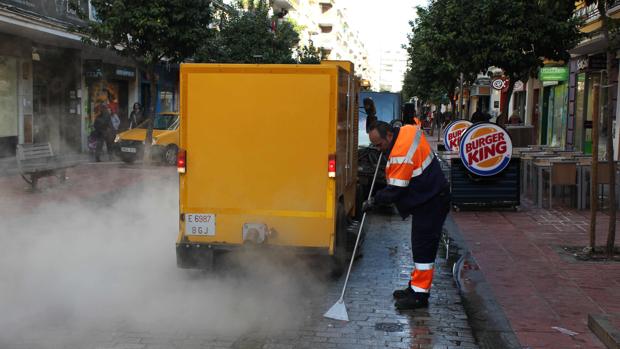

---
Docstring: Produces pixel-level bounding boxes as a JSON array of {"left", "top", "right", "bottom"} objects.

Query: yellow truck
[{"left": 176, "top": 63, "right": 360, "bottom": 271}]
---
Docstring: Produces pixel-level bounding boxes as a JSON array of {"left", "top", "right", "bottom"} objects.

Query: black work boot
[
  {"left": 394, "top": 291, "right": 429, "bottom": 310},
  {"left": 393, "top": 283, "right": 414, "bottom": 300}
]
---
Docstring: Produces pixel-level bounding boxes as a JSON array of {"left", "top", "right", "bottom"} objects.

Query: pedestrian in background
[
  {"left": 363, "top": 97, "right": 377, "bottom": 133},
  {"left": 471, "top": 106, "right": 490, "bottom": 123},
  {"left": 93, "top": 104, "right": 113, "bottom": 162},
  {"left": 363, "top": 121, "right": 451, "bottom": 310},
  {"left": 129, "top": 102, "right": 143, "bottom": 129}
]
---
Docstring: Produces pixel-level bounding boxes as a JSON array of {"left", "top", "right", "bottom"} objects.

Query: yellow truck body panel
[{"left": 177, "top": 64, "right": 357, "bottom": 259}]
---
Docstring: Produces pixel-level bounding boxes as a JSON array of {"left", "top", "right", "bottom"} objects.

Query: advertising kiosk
[{"left": 440, "top": 122, "right": 520, "bottom": 210}]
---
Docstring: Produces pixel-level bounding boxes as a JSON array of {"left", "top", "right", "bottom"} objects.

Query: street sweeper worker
[{"left": 363, "top": 121, "right": 451, "bottom": 310}]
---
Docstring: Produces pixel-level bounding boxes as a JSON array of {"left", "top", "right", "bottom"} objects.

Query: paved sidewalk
[{"left": 450, "top": 200, "right": 620, "bottom": 349}]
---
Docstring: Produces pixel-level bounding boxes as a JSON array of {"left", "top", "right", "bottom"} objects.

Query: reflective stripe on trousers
[{"left": 410, "top": 262, "right": 434, "bottom": 293}]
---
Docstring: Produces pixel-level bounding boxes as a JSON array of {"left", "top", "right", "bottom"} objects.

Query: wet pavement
[{"left": 0, "top": 162, "right": 479, "bottom": 349}]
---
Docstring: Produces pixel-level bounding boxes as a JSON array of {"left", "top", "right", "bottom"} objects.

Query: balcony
[{"left": 574, "top": 0, "right": 620, "bottom": 26}]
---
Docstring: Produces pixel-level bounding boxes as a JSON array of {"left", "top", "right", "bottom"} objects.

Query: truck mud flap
[{"left": 176, "top": 244, "right": 214, "bottom": 269}]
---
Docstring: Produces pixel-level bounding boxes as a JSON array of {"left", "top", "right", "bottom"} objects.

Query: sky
[
  {"left": 342, "top": 0, "right": 426, "bottom": 53},
  {"left": 340, "top": 0, "right": 428, "bottom": 90}
]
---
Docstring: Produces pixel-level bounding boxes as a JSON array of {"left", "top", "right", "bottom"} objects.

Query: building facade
[
  {"left": 567, "top": 0, "right": 620, "bottom": 159},
  {"left": 282, "top": 0, "right": 376, "bottom": 86},
  {"left": 0, "top": 0, "right": 181, "bottom": 158}
]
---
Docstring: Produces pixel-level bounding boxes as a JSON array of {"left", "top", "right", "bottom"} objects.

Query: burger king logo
[
  {"left": 459, "top": 123, "right": 512, "bottom": 176},
  {"left": 443, "top": 120, "right": 473, "bottom": 151}
]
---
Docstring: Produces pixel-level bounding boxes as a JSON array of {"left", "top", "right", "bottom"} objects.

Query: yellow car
[{"left": 114, "top": 112, "right": 180, "bottom": 165}]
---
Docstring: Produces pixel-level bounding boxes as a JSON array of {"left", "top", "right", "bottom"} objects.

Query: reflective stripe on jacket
[{"left": 385, "top": 125, "right": 434, "bottom": 188}]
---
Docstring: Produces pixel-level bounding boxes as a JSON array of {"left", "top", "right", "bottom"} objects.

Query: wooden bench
[{"left": 16, "top": 143, "right": 78, "bottom": 190}]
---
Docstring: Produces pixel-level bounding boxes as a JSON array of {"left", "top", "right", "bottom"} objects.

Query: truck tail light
[
  {"left": 177, "top": 149, "right": 186, "bottom": 174},
  {"left": 328, "top": 154, "right": 336, "bottom": 178}
]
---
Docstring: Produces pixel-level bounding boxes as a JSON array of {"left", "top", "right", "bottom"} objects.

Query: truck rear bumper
[{"left": 176, "top": 242, "right": 331, "bottom": 269}]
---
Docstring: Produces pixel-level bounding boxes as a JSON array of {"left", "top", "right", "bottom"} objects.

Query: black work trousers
[{"left": 410, "top": 188, "right": 451, "bottom": 264}]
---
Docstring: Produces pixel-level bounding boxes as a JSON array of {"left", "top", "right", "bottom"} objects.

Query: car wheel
[
  {"left": 120, "top": 153, "right": 137, "bottom": 164},
  {"left": 163, "top": 145, "right": 178, "bottom": 166}
]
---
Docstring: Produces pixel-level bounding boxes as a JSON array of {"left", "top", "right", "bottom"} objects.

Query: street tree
[
  {"left": 197, "top": 0, "right": 319, "bottom": 64},
  {"left": 584, "top": 0, "right": 617, "bottom": 257},
  {"left": 403, "top": 0, "right": 487, "bottom": 117},
  {"left": 477, "top": 0, "right": 581, "bottom": 119},
  {"left": 77, "top": 0, "right": 212, "bottom": 163}
]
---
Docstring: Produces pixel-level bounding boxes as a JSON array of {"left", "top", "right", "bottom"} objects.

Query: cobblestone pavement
[
  {"left": 452, "top": 199, "right": 620, "bottom": 349},
  {"left": 0, "top": 163, "right": 478, "bottom": 349}
]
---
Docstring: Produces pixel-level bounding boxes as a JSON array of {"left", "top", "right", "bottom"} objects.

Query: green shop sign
[{"left": 539, "top": 67, "right": 569, "bottom": 81}]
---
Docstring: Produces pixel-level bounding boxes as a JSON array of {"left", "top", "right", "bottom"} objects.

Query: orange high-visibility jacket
[{"left": 385, "top": 125, "right": 434, "bottom": 188}]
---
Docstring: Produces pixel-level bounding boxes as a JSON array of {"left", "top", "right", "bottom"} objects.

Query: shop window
[{"left": 0, "top": 57, "right": 18, "bottom": 139}]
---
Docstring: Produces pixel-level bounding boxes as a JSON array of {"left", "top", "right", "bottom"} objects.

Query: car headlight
[
  {"left": 114, "top": 135, "right": 120, "bottom": 143},
  {"left": 152, "top": 138, "right": 158, "bottom": 145}
]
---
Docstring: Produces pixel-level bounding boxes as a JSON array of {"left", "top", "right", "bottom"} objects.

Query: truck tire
[
  {"left": 163, "top": 145, "right": 178, "bottom": 166},
  {"left": 330, "top": 202, "right": 349, "bottom": 277}
]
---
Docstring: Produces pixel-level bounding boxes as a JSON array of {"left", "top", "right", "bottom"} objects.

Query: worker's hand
[{"left": 362, "top": 197, "right": 375, "bottom": 212}]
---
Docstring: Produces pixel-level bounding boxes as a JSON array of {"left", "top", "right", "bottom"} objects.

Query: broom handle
[{"left": 339, "top": 152, "right": 383, "bottom": 300}]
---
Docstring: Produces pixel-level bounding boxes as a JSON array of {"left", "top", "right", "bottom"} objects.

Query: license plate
[
  {"left": 121, "top": 147, "right": 137, "bottom": 153},
  {"left": 185, "top": 213, "right": 215, "bottom": 236}
]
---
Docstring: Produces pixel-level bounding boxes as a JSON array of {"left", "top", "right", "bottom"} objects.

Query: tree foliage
[
  {"left": 197, "top": 0, "right": 319, "bottom": 64},
  {"left": 403, "top": 0, "right": 582, "bottom": 116},
  {"left": 77, "top": 0, "right": 212, "bottom": 162},
  {"left": 79, "top": 0, "right": 212, "bottom": 66}
]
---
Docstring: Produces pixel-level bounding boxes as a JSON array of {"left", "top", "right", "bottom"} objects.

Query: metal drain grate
[{"left": 374, "top": 322, "right": 404, "bottom": 332}]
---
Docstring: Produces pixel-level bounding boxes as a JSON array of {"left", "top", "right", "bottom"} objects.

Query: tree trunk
[
  {"left": 605, "top": 52, "right": 617, "bottom": 258},
  {"left": 144, "top": 63, "right": 158, "bottom": 165},
  {"left": 590, "top": 81, "right": 600, "bottom": 252}
]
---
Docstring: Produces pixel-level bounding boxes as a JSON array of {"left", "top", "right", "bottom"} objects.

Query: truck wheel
[
  {"left": 330, "top": 202, "right": 349, "bottom": 277},
  {"left": 163, "top": 145, "right": 178, "bottom": 166}
]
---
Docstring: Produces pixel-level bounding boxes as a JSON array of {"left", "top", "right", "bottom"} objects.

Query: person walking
[
  {"left": 363, "top": 121, "right": 451, "bottom": 310},
  {"left": 93, "top": 105, "right": 113, "bottom": 162},
  {"left": 129, "top": 102, "right": 143, "bottom": 129}
]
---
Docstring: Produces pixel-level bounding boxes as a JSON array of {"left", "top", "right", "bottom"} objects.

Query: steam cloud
[{"left": 0, "top": 169, "right": 325, "bottom": 346}]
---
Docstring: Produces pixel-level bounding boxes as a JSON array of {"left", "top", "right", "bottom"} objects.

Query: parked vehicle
[
  {"left": 114, "top": 112, "right": 179, "bottom": 165},
  {"left": 176, "top": 63, "right": 360, "bottom": 273}
]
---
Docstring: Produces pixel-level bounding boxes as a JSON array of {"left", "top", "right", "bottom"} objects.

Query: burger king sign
[
  {"left": 458, "top": 123, "right": 513, "bottom": 176},
  {"left": 443, "top": 120, "right": 473, "bottom": 151}
]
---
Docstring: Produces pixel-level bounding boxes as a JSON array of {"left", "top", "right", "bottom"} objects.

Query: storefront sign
[
  {"left": 459, "top": 123, "right": 513, "bottom": 176},
  {"left": 492, "top": 79, "right": 507, "bottom": 90},
  {"left": 84, "top": 59, "right": 103, "bottom": 79},
  {"left": 114, "top": 66, "right": 136, "bottom": 79},
  {"left": 539, "top": 67, "right": 568, "bottom": 81},
  {"left": 577, "top": 57, "right": 589, "bottom": 71},
  {"left": 443, "top": 120, "right": 473, "bottom": 151}
]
